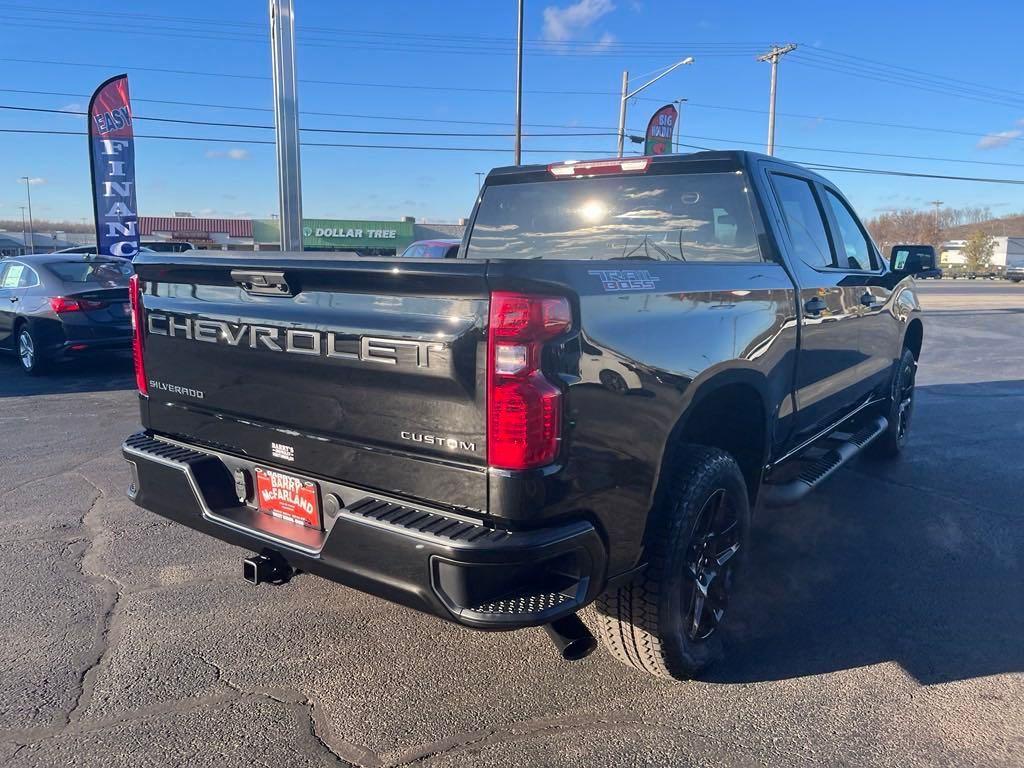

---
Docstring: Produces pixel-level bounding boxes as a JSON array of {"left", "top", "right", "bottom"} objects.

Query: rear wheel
[
  {"left": 17, "top": 324, "right": 47, "bottom": 376},
  {"left": 595, "top": 445, "right": 750, "bottom": 680},
  {"left": 868, "top": 347, "right": 916, "bottom": 459}
]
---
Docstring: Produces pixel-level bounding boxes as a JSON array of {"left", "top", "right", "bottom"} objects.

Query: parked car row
[{"left": 0, "top": 253, "right": 133, "bottom": 374}]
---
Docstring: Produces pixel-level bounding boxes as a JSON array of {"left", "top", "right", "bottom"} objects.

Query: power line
[
  {"left": 648, "top": 99, "right": 1024, "bottom": 144},
  {"left": 7, "top": 126, "right": 1024, "bottom": 184},
  {"left": 0, "top": 127, "right": 622, "bottom": 155},
  {"left": 0, "top": 88, "right": 643, "bottom": 132},
  {"left": 0, "top": 3, "right": 768, "bottom": 52},
  {"left": 796, "top": 162, "right": 1024, "bottom": 185},
  {"left": 675, "top": 132, "right": 1024, "bottom": 168},
  {"left": 0, "top": 103, "right": 617, "bottom": 138},
  {"left": 789, "top": 52, "right": 1024, "bottom": 110},
  {"left": 805, "top": 46, "right": 1024, "bottom": 102},
  {"left": 7, "top": 85, "right": 1016, "bottom": 147},
  {"left": 9, "top": 99, "right": 1024, "bottom": 170},
  {"left": 0, "top": 57, "right": 622, "bottom": 95},
  {"left": 0, "top": 10, "right": 766, "bottom": 58}
]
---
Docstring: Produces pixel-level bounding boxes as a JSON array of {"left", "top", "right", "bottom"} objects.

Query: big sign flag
[
  {"left": 644, "top": 103, "right": 678, "bottom": 156},
  {"left": 88, "top": 74, "right": 140, "bottom": 259}
]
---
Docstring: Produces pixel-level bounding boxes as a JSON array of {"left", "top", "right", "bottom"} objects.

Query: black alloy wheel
[
  {"left": 869, "top": 346, "right": 917, "bottom": 458},
  {"left": 683, "top": 488, "right": 742, "bottom": 642}
]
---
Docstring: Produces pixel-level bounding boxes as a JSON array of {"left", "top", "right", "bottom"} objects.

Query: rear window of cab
[
  {"left": 466, "top": 170, "right": 762, "bottom": 262},
  {"left": 46, "top": 260, "right": 132, "bottom": 286}
]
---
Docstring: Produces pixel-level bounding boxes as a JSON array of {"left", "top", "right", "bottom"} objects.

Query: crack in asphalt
[
  {"left": 389, "top": 711, "right": 728, "bottom": 767},
  {"left": 199, "top": 655, "right": 363, "bottom": 767},
  {"left": 0, "top": 458, "right": 96, "bottom": 502},
  {"left": 66, "top": 473, "right": 123, "bottom": 726}
]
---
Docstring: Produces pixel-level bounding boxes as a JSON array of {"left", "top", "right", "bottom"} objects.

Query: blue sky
[{"left": 2, "top": 0, "right": 1023, "bottom": 225}]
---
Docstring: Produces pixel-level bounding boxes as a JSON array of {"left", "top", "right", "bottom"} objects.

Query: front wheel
[
  {"left": 595, "top": 445, "right": 750, "bottom": 680},
  {"left": 869, "top": 347, "right": 916, "bottom": 459}
]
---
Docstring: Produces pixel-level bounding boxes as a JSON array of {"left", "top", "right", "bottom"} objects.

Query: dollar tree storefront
[{"left": 253, "top": 218, "right": 416, "bottom": 255}]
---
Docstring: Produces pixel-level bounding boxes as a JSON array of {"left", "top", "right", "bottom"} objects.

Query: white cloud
[
  {"left": 542, "top": 0, "right": 615, "bottom": 41},
  {"left": 18, "top": 177, "right": 46, "bottom": 185},
  {"left": 205, "top": 147, "right": 250, "bottom": 160},
  {"left": 59, "top": 103, "right": 83, "bottom": 115},
  {"left": 976, "top": 129, "right": 1022, "bottom": 150}
]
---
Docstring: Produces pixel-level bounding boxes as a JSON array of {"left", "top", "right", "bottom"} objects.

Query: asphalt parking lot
[{"left": 1, "top": 281, "right": 1021, "bottom": 767}]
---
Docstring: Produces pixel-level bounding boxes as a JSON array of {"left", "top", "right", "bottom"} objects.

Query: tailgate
[{"left": 134, "top": 253, "right": 489, "bottom": 513}]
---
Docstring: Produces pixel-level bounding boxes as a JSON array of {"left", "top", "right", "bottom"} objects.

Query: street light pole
[
  {"left": 514, "top": 0, "right": 524, "bottom": 165},
  {"left": 757, "top": 43, "right": 797, "bottom": 156},
  {"left": 672, "top": 98, "right": 687, "bottom": 153},
  {"left": 20, "top": 176, "right": 35, "bottom": 254},
  {"left": 19, "top": 206, "right": 27, "bottom": 254},
  {"left": 616, "top": 57, "right": 695, "bottom": 157},
  {"left": 475, "top": 172, "right": 485, "bottom": 193}
]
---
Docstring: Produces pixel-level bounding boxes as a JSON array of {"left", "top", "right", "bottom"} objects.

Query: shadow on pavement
[
  {"left": 0, "top": 354, "right": 134, "bottom": 398},
  {"left": 709, "top": 379, "right": 1024, "bottom": 687}
]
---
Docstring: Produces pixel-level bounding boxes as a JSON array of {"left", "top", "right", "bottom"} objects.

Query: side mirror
[{"left": 890, "top": 244, "right": 936, "bottom": 274}]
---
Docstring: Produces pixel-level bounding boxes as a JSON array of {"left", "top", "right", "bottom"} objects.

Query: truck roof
[{"left": 486, "top": 150, "right": 831, "bottom": 187}]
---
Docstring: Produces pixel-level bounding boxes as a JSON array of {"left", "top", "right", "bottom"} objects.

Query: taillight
[
  {"left": 487, "top": 292, "right": 572, "bottom": 470},
  {"left": 49, "top": 297, "right": 82, "bottom": 314},
  {"left": 129, "top": 273, "right": 147, "bottom": 395}
]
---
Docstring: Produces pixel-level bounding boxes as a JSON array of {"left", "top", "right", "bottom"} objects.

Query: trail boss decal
[{"left": 588, "top": 269, "right": 661, "bottom": 292}]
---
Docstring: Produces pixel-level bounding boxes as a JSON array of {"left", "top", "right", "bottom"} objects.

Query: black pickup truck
[{"left": 122, "top": 151, "right": 925, "bottom": 680}]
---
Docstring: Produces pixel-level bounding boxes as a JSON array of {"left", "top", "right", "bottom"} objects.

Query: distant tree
[{"left": 962, "top": 230, "right": 995, "bottom": 273}]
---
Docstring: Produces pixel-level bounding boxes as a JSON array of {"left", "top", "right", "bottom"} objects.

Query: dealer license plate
[{"left": 255, "top": 467, "right": 322, "bottom": 529}]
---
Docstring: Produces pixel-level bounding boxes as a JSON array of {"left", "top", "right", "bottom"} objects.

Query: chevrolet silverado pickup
[{"left": 122, "top": 151, "right": 925, "bottom": 680}]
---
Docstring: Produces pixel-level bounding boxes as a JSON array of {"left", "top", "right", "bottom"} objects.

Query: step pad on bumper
[{"left": 346, "top": 498, "right": 509, "bottom": 545}]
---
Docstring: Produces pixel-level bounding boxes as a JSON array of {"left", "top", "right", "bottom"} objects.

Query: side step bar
[{"left": 761, "top": 415, "right": 888, "bottom": 508}]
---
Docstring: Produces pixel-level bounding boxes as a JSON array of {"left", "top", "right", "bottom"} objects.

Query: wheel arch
[
  {"left": 904, "top": 317, "right": 923, "bottom": 360},
  {"left": 656, "top": 368, "right": 773, "bottom": 510}
]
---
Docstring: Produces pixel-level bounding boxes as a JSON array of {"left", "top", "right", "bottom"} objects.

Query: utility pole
[
  {"left": 513, "top": 0, "right": 524, "bottom": 165},
  {"left": 672, "top": 98, "right": 687, "bottom": 153},
  {"left": 757, "top": 43, "right": 797, "bottom": 156},
  {"left": 269, "top": 0, "right": 303, "bottom": 251},
  {"left": 20, "top": 176, "right": 35, "bottom": 254},
  {"left": 617, "top": 57, "right": 695, "bottom": 157},
  {"left": 929, "top": 200, "right": 944, "bottom": 246}
]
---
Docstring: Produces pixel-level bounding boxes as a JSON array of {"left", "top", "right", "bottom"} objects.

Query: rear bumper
[
  {"left": 122, "top": 432, "right": 607, "bottom": 629},
  {"left": 58, "top": 336, "right": 131, "bottom": 355}
]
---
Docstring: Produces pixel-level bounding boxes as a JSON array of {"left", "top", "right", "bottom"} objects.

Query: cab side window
[
  {"left": 823, "top": 188, "right": 877, "bottom": 271},
  {"left": 769, "top": 173, "right": 835, "bottom": 269}
]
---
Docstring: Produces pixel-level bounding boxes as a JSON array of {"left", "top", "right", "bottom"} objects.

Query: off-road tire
[
  {"left": 868, "top": 347, "right": 916, "bottom": 459},
  {"left": 595, "top": 445, "right": 750, "bottom": 680}
]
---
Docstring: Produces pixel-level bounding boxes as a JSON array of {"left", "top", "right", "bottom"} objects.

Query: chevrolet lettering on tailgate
[{"left": 147, "top": 313, "right": 451, "bottom": 373}]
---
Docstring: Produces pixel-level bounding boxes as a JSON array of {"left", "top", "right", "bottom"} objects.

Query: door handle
[
  {"left": 860, "top": 291, "right": 881, "bottom": 308},
  {"left": 8, "top": 296, "right": 18, "bottom": 303},
  {"left": 803, "top": 296, "right": 827, "bottom": 315}
]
